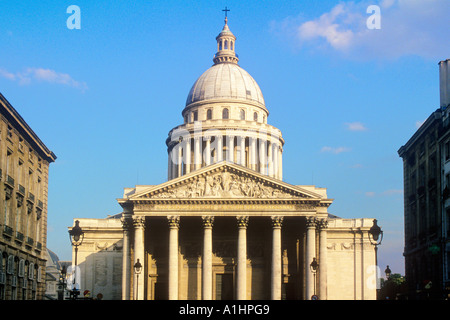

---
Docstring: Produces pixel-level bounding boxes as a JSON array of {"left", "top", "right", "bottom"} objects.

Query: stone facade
[
  {"left": 69, "top": 216, "right": 123, "bottom": 300},
  {"left": 398, "top": 59, "right": 450, "bottom": 299},
  {"left": 0, "top": 93, "right": 56, "bottom": 300}
]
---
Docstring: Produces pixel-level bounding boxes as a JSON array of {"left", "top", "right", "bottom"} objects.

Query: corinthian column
[
  {"left": 202, "top": 216, "right": 214, "bottom": 300},
  {"left": 168, "top": 216, "right": 180, "bottom": 300},
  {"left": 305, "top": 217, "right": 316, "bottom": 300},
  {"left": 271, "top": 216, "right": 283, "bottom": 300},
  {"left": 121, "top": 217, "right": 132, "bottom": 300},
  {"left": 318, "top": 219, "right": 328, "bottom": 300},
  {"left": 133, "top": 217, "right": 145, "bottom": 300},
  {"left": 273, "top": 143, "right": 279, "bottom": 179},
  {"left": 239, "top": 135, "right": 246, "bottom": 166},
  {"left": 185, "top": 137, "right": 191, "bottom": 174},
  {"left": 205, "top": 136, "right": 211, "bottom": 166},
  {"left": 250, "top": 137, "right": 256, "bottom": 171},
  {"left": 217, "top": 134, "right": 223, "bottom": 162},
  {"left": 195, "top": 136, "right": 201, "bottom": 170},
  {"left": 227, "top": 134, "right": 235, "bottom": 163},
  {"left": 236, "top": 216, "right": 249, "bottom": 300}
]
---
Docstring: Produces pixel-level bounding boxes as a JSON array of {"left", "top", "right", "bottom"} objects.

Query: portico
[{"left": 118, "top": 162, "right": 332, "bottom": 300}]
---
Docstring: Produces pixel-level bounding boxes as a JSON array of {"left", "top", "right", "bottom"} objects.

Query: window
[
  {"left": 207, "top": 109, "right": 212, "bottom": 120},
  {"left": 240, "top": 109, "right": 245, "bottom": 120},
  {"left": 193, "top": 111, "right": 198, "bottom": 122},
  {"left": 222, "top": 108, "right": 229, "bottom": 119},
  {"left": 253, "top": 112, "right": 258, "bottom": 121},
  {"left": 446, "top": 141, "right": 450, "bottom": 161}
]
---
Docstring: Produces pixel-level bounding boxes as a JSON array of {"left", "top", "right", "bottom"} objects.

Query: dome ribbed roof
[{"left": 185, "top": 63, "right": 265, "bottom": 107}]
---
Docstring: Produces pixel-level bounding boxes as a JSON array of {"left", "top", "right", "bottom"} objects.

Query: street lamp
[
  {"left": 310, "top": 257, "right": 319, "bottom": 299},
  {"left": 68, "top": 220, "right": 84, "bottom": 300},
  {"left": 134, "top": 259, "right": 142, "bottom": 300},
  {"left": 385, "top": 265, "right": 391, "bottom": 280},
  {"left": 58, "top": 265, "right": 67, "bottom": 300},
  {"left": 368, "top": 219, "right": 383, "bottom": 299}
]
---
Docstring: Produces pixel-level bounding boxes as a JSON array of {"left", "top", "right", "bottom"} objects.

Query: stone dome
[{"left": 185, "top": 62, "right": 265, "bottom": 108}]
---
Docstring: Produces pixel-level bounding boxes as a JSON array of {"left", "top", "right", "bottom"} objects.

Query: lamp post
[
  {"left": 68, "top": 220, "right": 84, "bottom": 300},
  {"left": 58, "top": 265, "right": 67, "bottom": 300},
  {"left": 310, "top": 257, "right": 319, "bottom": 299},
  {"left": 385, "top": 265, "right": 391, "bottom": 280},
  {"left": 368, "top": 219, "right": 383, "bottom": 299},
  {"left": 134, "top": 259, "right": 142, "bottom": 300}
]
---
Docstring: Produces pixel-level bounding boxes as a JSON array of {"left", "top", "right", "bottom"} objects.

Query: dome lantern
[{"left": 213, "top": 15, "right": 239, "bottom": 65}]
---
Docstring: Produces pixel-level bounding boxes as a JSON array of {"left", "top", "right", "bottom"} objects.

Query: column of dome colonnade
[{"left": 166, "top": 17, "right": 284, "bottom": 181}]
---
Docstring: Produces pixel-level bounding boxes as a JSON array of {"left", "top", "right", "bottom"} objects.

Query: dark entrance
[{"left": 215, "top": 274, "right": 233, "bottom": 300}]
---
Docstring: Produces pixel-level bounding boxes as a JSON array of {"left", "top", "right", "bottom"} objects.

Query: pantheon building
[{"left": 70, "top": 18, "right": 379, "bottom": 300}]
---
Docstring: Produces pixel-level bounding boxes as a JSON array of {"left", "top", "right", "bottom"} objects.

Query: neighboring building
[
  {"left": 398, "top": 59, "right": 450, "bottom": 299},
  {"left": 44, "top": 248, "right": 61, "bottom": 300},
  {"left": 0, "top": 93, "right": 56, "bottom": 300},
  {"left": 69, "top": 215, "right": 123, "bottom": 300},
  {"left": 71, "top": 17, "right": 379, "bottom": 300}
]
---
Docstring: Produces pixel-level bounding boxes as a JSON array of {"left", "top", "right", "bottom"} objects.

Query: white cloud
[
  {"left": 0, "top": 67, "right": 87, "bottom": 92},
  {"left": 275, "top": 0, "right": 450, "bottom": 60},
  {"left": 365, "top": 191, "right": 376, "bottom": 197},
  {"left": 345, "top": 122, "right": 367, "bottom": 131},
  {"left": 321, "top": 146, "right": 351, "bottom": 154}
]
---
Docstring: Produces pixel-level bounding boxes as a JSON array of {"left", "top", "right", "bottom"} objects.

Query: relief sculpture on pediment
[{"left": 151, "top": 171, "right": 300, "bottom": 199}]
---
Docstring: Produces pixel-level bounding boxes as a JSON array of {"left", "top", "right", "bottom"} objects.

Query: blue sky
[{"left": 0, "top": 0, "right": 448, "bottom": 276}]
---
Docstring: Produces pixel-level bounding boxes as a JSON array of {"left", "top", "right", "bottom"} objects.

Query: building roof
[
  {"left": 185, "top": 63, "right": 265, "bottom": 108},
  {"left": 0, "top": 92, "right": 56, "bottom": 162}
]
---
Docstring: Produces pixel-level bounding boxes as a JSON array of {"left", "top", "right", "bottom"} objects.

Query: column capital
[
  {"left": 236, "top": 216, "right": 249, "bottom": 229},
  {"left": 168, "top": 215, "right": 180, "bottom": 229},
  {"left": 306, "top": 216, "right": 317, "bottom": 228},
  {"left": 202, "top": 216, "right": 215, "bottom": 228},
  {"left": 120, "top": 216, "right": 133, "bottom": 230},
  {"left": 317, "top": 218, "right": 328, "bottom": 230},
  {"left": 132, "top": 216, "right": 146, "bottom": 229},
  {"left": 271, "top": 216, "right": 284, "bottom": 229}
]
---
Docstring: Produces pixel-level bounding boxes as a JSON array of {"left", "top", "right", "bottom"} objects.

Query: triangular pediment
[{"left": 128, "top": 162, "right": 327, "bottom": 201}]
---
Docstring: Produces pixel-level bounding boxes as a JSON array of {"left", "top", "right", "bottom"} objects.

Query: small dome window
[
  {"left": 253, "top": 112, "right": 258, "bottom": 121},
  {"left": 207, "top": 109, "right": 212, "bottom": 120},
  {"left": 240, "top": 109, "right": 245, "bottom": 120}
]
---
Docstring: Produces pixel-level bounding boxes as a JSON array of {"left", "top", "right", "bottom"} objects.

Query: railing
[
  {"left": 6, "top": 175, "right": 14, "bottom": 187},
  {"left": 3, "top": 225, "right": 13, "bottom": 236},
  {"left": 26, "top": 237, "right": 34, "bottom": 246},
  {"left": 16, "top": 231, "right": 24, "bottom": 241}
]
